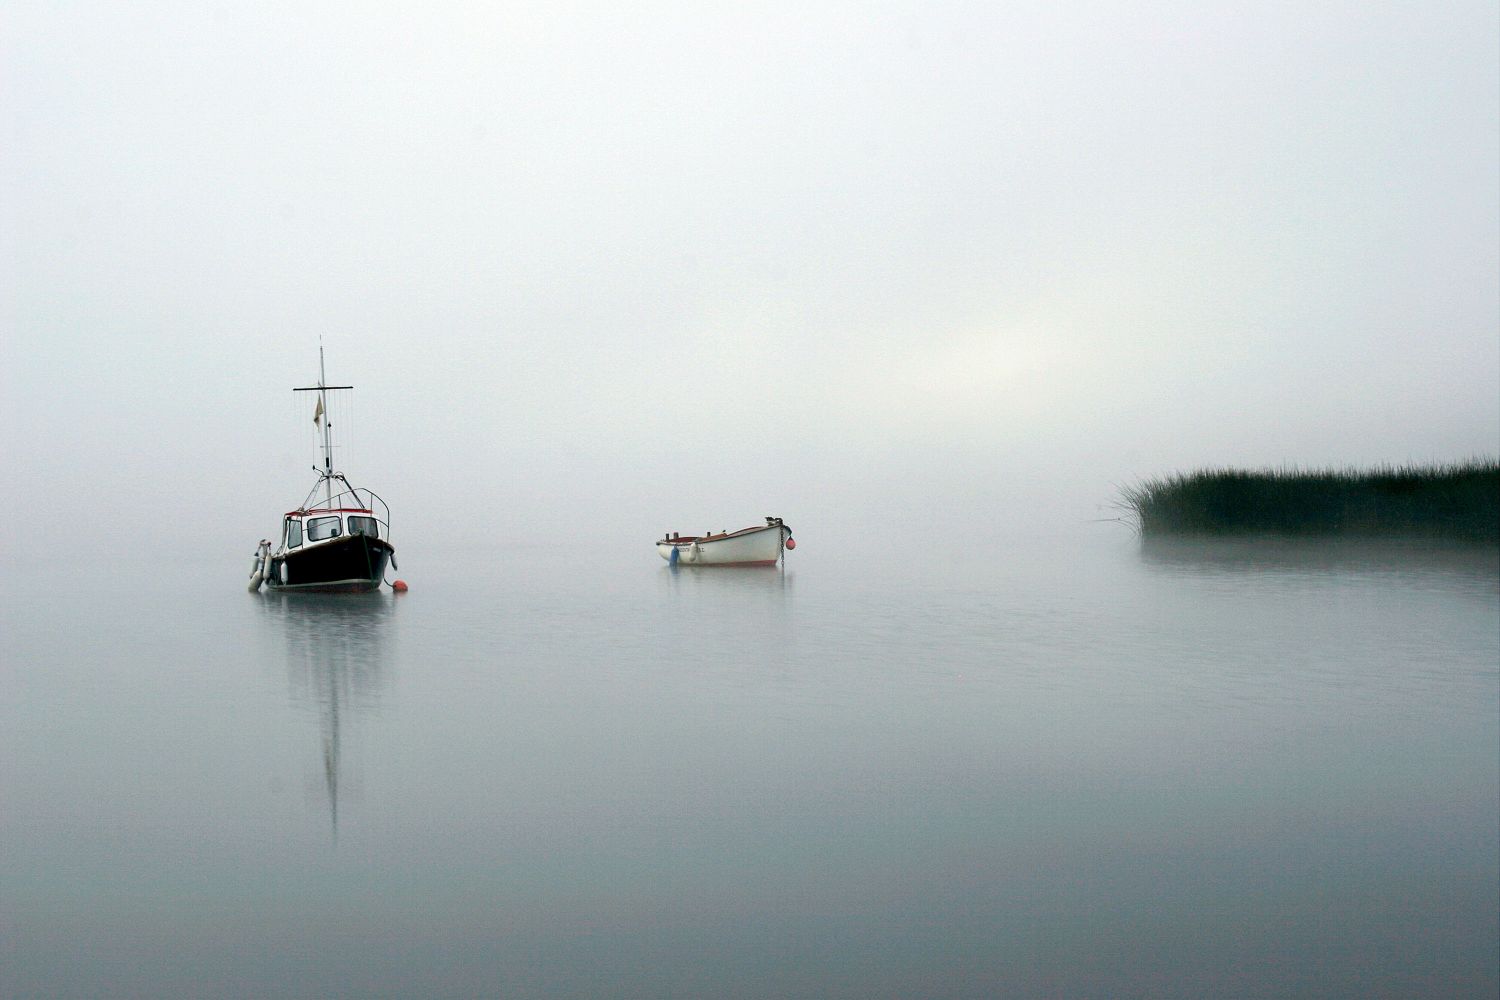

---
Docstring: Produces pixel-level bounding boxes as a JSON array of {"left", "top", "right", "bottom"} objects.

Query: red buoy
[
  {"left": 785, "top": 538, "right": 796, "bottom": 550},
  {"left": 392, "top": 579, "right": 409, "bottom": 592}
]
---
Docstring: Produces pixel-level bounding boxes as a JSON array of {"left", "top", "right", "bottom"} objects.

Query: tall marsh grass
[{"left": 1121, "top": 460, "right": 1499, "bottom": 541}]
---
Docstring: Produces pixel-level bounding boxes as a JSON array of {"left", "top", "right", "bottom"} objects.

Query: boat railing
[{"left": 296, "top": 478, "right": 393, "bottom": 542}]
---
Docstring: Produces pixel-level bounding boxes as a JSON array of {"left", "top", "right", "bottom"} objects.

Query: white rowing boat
[{"left": 656, "top": 517, "right": 795, "bottom": 567}]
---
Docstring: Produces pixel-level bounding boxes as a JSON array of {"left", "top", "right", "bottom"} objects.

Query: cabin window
[
  {"left": 306, "top": 516, "right": 341, "bottom": 541},
  {"left": 285, "top": 518, "right": 302, "bottom": 548},
  {"left": 348, "top": 516, "right": 379, "bottom": 538}
]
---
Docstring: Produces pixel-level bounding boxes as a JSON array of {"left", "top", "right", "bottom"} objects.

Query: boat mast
[
  {"left": 318, "top": 342, "right": 333, "bottom": 507},
  {"left": 293, "top": 341, "right": 354, "bottom": 511}
]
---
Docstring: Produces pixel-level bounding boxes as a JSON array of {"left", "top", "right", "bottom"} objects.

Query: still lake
[{"left": 2, "top": 530, "right": 1496, "bottom": 998}]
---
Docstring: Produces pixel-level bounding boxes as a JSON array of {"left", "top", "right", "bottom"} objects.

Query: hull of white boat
[{"left": 657, "top": 524, "right": 787, "bottom": 567}]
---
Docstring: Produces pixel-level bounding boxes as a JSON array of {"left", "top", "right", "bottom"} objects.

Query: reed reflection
[
  {"left": 258, "top": 592, "right": 395, "bottom": 834},
  {"left": 1140, "top": 536, "right": 1499, "bottom": 582}
]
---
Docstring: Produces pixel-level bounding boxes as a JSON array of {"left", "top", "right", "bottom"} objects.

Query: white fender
[
  {"left": 248, "top": 541, "right": 267, "bottom": 591},
  {"left": 248, "top": 541, "right": 273, "bottom": 592},
  {"left": 685, "top": 541, "right": 701, "bottom": 564}
]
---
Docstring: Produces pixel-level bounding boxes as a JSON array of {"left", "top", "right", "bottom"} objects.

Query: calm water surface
[{"left": 3, "top": 532, "right": 1496, "bottom": 998}]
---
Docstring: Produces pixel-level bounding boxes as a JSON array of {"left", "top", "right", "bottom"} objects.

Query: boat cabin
[{"left": 279, "top": 507, "right": 385, "bottom": 552}]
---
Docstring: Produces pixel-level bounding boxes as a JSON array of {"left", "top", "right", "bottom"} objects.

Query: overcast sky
[{"left": 3, "top": 2, "right": 1497, "bottom": 557}]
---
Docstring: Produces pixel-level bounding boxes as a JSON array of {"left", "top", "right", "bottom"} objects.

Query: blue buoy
[{"left": 669, "top": 546, "right": 679, "bottom": 566}]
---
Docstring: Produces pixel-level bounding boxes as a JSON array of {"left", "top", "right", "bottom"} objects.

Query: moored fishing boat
[
  {"left": 248, "top": 348, "right": 398, "bottom": 593},
  {"left": 657, "top": 517, "right": 794, "bottom": 567}
]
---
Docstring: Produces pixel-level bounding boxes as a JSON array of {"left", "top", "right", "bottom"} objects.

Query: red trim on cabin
[{"left": 284, "top": 508, "right": 374, "bottom": 517}]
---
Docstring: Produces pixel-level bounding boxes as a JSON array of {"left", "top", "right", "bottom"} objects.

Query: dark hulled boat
[
  {"left": 249, "top": 349, "right": 397, "bottom": 594},
  {"left": 263, "top": 495, "right": 395, "bottom": 593}
]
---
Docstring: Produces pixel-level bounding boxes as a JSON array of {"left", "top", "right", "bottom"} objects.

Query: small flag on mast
[{"left": 313, "top": 397, "right": 324, "bottom": 425}]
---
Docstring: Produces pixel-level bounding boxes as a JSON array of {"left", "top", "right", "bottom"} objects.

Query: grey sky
[{"left": 3, "top": 2, "right": 1497, "bottom": 556}]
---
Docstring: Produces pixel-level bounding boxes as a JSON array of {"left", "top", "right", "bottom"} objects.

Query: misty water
[{"left": 2, "top": 531, "right": 1496, "bottom": 998}]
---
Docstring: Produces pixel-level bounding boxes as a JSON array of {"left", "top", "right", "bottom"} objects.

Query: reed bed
[{"left": 1121, "top": 460, "right": 1499, "bottom": 541}]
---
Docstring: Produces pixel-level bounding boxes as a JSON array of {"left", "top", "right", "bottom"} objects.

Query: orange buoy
[
  {"left": 392, "top": 579, "right": 409, "bottom": 592},
  {"left": 785, "top": 538, "right": 796, "bottom": 550}
]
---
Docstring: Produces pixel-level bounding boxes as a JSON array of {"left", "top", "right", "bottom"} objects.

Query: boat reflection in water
[
  {"left": 656, "top": 554, "right": 796, "bottom": 676},
  {"left": 258, "top": 592, "right": 394, "bottom": 835}
]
